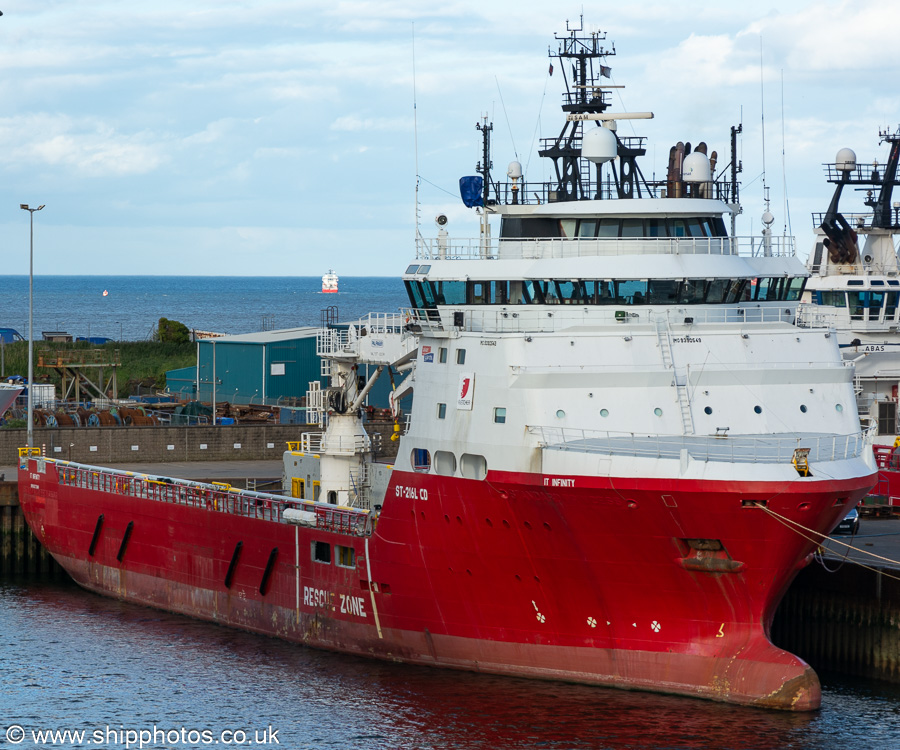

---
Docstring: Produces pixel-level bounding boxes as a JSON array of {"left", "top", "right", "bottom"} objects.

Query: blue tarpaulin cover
[{"left": 459, "top": 176, "right": 484, "bottom": 208}]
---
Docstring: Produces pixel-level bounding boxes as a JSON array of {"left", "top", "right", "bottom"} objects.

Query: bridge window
[
  {"left": 457, "top": 349, "right": 466, "bottom": 364},
  {"left": 819, "top": 290, "right": 846, "bottom": 307},
  {"left": 870, "top": 291, "right": 885, "bottom": 321},
  {"left": 595, "top": 280, "right": 616, "bottom": 304},
  {"left": 597, "top": 219, "right": 619, "bottom": 237},
  {"left": 706, "top": 278, "right": 730, "bottom": 304},
  {"left": 646, "top": 218, "right": 665, "bottom": 237},
  {"left": 621, "top": 219, "right": 643, "bottom": 237},
  {"left": 493, "top": 407, "right": 507, "bottom": 424},
  {"left": 648, "top": 279, "right": 678, "bottom": 305},
  {"left": 886, "top": 292, "right": 899, "bottom": 321},
  {"left": 578, "top": 219, "right": 598, "bottom": 237},
  {"left": 553, "top": 280, "right": 584, "bottom": 303},
  {"left": 679, "top": 279, "right": 709, "bottom": 304},
  {"left": 848, "top": 291, "right": 866, "bottom": 321},
  {"left": 785, "top": 277, "right": 807, "bottom": 301},
  {"left": 616, "top": 280, "right": 648, "bottom": 305},
  {"left": 725, "top": 279, "right": 750, "bottom": 303},
  {"left": 437, "top": 403, "right": 446, "bottom": 419}
]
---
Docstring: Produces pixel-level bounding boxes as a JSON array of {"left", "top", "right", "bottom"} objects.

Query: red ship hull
[{"left": 18, "top": 456, "right": 874, "bottom": 710}]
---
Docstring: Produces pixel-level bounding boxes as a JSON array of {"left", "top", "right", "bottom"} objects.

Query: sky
[{"left": 1, "top": 0, "right": 899, "bottom": 277}]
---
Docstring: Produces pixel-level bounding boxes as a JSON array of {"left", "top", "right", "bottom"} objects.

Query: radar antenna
[{"left": 538, "top": 21, "right": 651, "bottom": 201}]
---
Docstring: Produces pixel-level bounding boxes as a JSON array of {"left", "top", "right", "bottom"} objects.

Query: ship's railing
[
  {"left": 317, "top": 327, "right": 350, "bottom": 357},
  {"left": 290, "top": 432, "right": 371, "bottom": 455},
  {"left": 316, "top": 314, "right": 411, "bottom": 360},
  {"left": 795, "top": 305, "right": 893, "bottom": 334},
  {"left": 18, "top": 454, "right": 373, "bottom": 537},
  {"left": 491, "top": 172, "right": 739, "bottom": 205},
  {"left": 528, "top": 426, "right": 874, "bottom": 464},
  {"left": 404, "top": 304, "right": 799, "bottom": 334},
  {"left": 415, "top": 235, "right": 795, "bottom": 261}
]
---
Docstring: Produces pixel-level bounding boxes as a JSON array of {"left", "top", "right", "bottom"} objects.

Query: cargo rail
[{"left": 18, "top": 449, "right": 372, "bottom": 537}]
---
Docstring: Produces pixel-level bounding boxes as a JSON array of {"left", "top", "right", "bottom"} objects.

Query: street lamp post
[{"left": 20, "top": 204, "right": 45, "bottom": 449}]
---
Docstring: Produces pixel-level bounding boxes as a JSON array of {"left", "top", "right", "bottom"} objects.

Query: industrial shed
[{"left": 165, "top": 327, "right": 395, "bottom": 409}]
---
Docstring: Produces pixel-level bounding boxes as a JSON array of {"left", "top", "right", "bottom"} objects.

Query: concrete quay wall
[
  {"left": 772, "top": 562, "right": 900, "bottom": 683},
  {"left": 0, "top": 422, "right": 399, "bottom": 466}
]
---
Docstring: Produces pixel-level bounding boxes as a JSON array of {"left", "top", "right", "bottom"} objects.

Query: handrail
[
  {"left": 18, "top": 455, "right": 373, "bottom": 537},
  {"left": 415, "top": 235, "right": 796, "bottom": 261},
  {"left": 403, "top": 304, "right": 801, "bottom": 334},
  {"left": 527, "top": 424, "right": 874, "bottom": 464}
]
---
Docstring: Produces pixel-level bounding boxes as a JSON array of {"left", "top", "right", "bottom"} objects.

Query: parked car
[{"left": 833, "top": 506, "right": 860, "bottom": 535}]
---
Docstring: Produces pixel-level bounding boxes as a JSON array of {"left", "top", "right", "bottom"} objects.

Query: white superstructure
[{"left": 798, "top": 128, "right": 900, "bottom": 438}]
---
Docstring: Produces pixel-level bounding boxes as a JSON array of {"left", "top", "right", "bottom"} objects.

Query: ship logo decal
[{"left": 457, "top": 372, "right": 475, "bottom": 410}]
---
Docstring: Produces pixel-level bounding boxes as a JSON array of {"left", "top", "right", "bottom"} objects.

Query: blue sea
[{"left": 0, "top": 276, "right": 409, "bottom": 342}]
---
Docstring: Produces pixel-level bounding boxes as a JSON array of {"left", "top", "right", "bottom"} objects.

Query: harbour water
[
  {"left": 3, "top": 574, "right": 900, "bottom": 750},
  {"left": 0, "top": 276, "right": 408, "bottom": 343}
]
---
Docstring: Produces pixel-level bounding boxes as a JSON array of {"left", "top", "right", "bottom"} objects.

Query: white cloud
[
  {"left": 0, "top": 0, "right": 898, "bottom": 274},
  {"left": 330, "top": 115, "right": 412, "bottom": 132},
  {"left": 1, "top": 115, "right": 166, "bottom": 176}
]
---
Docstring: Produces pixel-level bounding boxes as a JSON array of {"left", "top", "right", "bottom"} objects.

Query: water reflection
[{"left": 1, "top": 577, "right": 898, "bottom": 750}]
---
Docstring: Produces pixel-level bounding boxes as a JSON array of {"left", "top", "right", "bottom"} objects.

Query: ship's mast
[
  {"left": 870, "top": 128, "right": 900, "bottom": 229},
  {"left": 537, "top": 16, "right": 650, "bottom": 201},
  {"left": 476, "top": 116, "right": 493, "bottom": 257}
]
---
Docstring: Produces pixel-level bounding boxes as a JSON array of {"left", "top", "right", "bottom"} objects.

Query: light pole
[{"left": 20, "top": 203, "right": 45, "bottom": 449}]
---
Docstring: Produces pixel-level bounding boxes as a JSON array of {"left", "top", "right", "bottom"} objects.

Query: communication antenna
[
  {"left": 759, "top": 37, "right": 769, "bottom": 220},
  {"left": 780, "top": 69, "right": 792, "bottom": 238},
  {"left": 412, "top": 22, "right": 422, "bottom": 243}
]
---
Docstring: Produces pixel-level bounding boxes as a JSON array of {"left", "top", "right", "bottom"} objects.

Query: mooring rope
[{"left": 752, "top": 502, "right": 900, "bottom": 582}]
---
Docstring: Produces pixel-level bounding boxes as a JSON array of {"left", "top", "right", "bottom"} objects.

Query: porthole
[
  {"left": 704, "top": 406, "right": 712, "bottom": 415},
  {"left": 411, "top": 448, "right": 431, "bottom": 473},
  {"left": 556, "top": 409, "right": 566, "bottom": 419},
  {"left": 753, "top": 405, "right": 762, "bottom": 414},
  {"left": 800, "top": 404, "right": 808, "bottom": 413},
  {"left": 434, "top": 450, "right": 457, "bottom": 476},
  {"left": 836, "top": 403, "right": 844, "bottom": 412},
  {"left": 654, "top": 408, "right": 663, "bottom": 417},
  {"left": 600, "top": 408, "right": 609, "bottom": 418},
  {"left": 460, "top": 453, "right": 488, "bottom": 480}
]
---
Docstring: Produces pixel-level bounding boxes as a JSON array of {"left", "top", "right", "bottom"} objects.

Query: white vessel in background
[
  {"left": 322, "top": 270, "right": 339, "bottom": 293},
  {"left": 798, "top": 128, "right": 900, "bottom": 439}
]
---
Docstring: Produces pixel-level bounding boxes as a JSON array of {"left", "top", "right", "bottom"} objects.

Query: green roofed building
[{"left": 165, "top": 326, "right": 394, "bottom": 410}]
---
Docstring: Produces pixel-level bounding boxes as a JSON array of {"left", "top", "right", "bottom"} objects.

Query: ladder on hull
[{"left": 655, "top": 318, "right": 694, "bottom": 435}]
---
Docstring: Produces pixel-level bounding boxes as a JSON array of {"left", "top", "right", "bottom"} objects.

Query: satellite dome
[
  {"left": 507, "top": 160, "right": 523, "bottom": 179},
  {"left": 761, "top": 211, "right": 775, "bottom": 226},
  {"left": 836, "top": 148, "right": 857, "bottom": 172},
  {"left": 682, "top": 151, "right": 711, "bottom": 183},
  {"left": 581, "top": 126, "right": 617, "bottom": 164}
]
